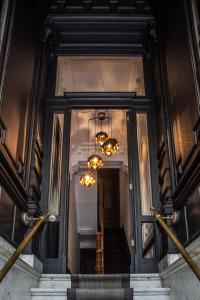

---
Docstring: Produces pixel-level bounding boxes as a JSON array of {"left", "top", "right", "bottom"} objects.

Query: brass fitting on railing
[
  {"left": 158, "top": 211, "right": 180, "bottom": 225},
  {"left": 0, "top": 209, "right": 55, "bottom": 284},
  {"left": 151, "top": 207, "right": 200, "bottom": 281},
  {"left": 21, "top": 212, "right": 56, "bottom": 226}
]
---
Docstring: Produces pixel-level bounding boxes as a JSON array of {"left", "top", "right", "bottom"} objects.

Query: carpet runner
[{"left": 67, "top": 274, "right": 133, "bottom": 300}]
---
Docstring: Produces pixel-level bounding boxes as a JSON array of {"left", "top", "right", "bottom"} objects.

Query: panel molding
[
  {"left": 0, "top": 130, "right": 27, "bottom": 210},
  {"left": 28, "top": 126, "right": 44, "bottom": 216},
  {"left": 0, "top": 0, "right": 16, "bottom": 106},
  {"left": 172, "top": 117, "right": 200, "bottom": 207},
  {"left": 157, "top": 140, "right": 172, "bottom": 203},
  {"left": 0, "top": 118, "right": 25, "bottom": 177},
  {"left": 173, "top": 144, "right": 200, "bottom": 209},
  {"left": 46, "top": 5, "right": 154, "bottom": 55}
]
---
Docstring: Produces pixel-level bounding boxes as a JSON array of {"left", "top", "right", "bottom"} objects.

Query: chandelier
[
  {"left": 96, "top": 131, "right": 108, "bottom": 146},
  {"left": 101, "top": 138, "right": 119, "bottom": 156},
  {"left": 80, "top": 110, "right": 119, "bottom": 187},
  {"left": 80, "top": 171, "right": 96, "bottom": 187},
  {"left": 88, "top": 154, "right": 103, "bottom": 170}
]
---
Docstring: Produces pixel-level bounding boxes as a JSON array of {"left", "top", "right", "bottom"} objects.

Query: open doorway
[
  {"left": 67, "top": 109, "right": 133, "bottom": 274},
  {"left": 43, "top": 98, "right": 159, "bottom": 274}
]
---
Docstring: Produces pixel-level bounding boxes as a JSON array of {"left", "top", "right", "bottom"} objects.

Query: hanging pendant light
[
  {"left": 88, "top": 154, "right": 103, "bottom": 170},
  {"left": 80, "top": 171, "right": 96, "bottom": 187},
  {"left": 95, "top": 131, "right": 108, "bottom": 146},
  {"left": 101, "top": 138, "right": 119, "bottom": 156},
  {"left": 96, "top": 112, "right": 108, "bottom": 146}
]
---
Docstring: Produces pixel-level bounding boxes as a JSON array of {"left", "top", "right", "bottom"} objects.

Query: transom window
[{"left": 55, "top": 56, "right": 145, "bottom": 95}]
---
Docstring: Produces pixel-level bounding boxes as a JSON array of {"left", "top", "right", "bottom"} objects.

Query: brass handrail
[
  {"left": 151, "top": 207, "right": 200, "bottom": 281},
  {"left": 0, "top": 209, "right": 50, "bottom": 283}
]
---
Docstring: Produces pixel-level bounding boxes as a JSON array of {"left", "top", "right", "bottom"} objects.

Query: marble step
[
  {"left": 133, "top": 288, "right": 171, "bottom": 299},
  {"left": 39, "top": 274, "right": 71, "bottom": 289},
  {"left": 30, "top": 287, "right": 171, "bottom": 300},
  {"left": 130, "top": 274, "right": 162, "bottom": 288},
  {"left": 31, "top": 288, "right": 67, "bottom": 300},
  {"left": 31, "top": 273, "right": 171, "bottom": 300},
  {"left": 38, "top": 273, "right": 162, "bottom": 289}
]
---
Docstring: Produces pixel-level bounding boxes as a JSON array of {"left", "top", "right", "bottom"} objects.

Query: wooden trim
[
  {"left": 173, "top": 144, "right": 200, "bottom": 209},
  {"left": 154, "top": 12, "right": 178, "bottom": 191},
  {"left": 0, "top": 144, "right": 27, "bottom": 210},
  {"left": 193, "top": 117, "right": 200, "bottom": 143},
  {"left": 183, "top": 0, "right": 200, "bottom": 111},
  {"left": 23, "top": 38, "right": 46, "bottom": 190},
  {"left": 0, "top": 118, "right": 28, "bottom": 210},
  {"left": 0, "top": 0, "right": 16, "bottom": 106},
  {"left": 46, "top": 94, "right": 152, "bottom": 109},
  {"left": 0, "top": 118, "right": 21, "bottom": 174}
]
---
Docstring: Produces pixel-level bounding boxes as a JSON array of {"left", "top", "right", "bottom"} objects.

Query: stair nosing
[{"left": 134, "top": 287, "right": 171, "bottom": 295}]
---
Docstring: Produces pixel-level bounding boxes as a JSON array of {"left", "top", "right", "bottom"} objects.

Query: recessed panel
[
  {"left": 142, "top": 223, "right": 155, "bottom": 259},
  {"left": 48, "top": 114, "right": 64, "bottom": 216},
  {"left": 136, "top": 113, "right": 152, "bottom": 216}
]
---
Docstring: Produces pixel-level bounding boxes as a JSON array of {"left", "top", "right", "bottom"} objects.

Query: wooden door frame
[{"left": 42, "top": 92, "right": 159, "bottom": 273}]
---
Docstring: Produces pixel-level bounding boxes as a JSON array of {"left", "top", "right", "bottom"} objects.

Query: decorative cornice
[{"left": 46, "top": 5, "right": 154, "bottom": 55}]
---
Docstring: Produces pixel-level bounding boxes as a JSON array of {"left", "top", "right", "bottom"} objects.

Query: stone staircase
[
  {"left": 130, "top": 274, "right": 171, "bottom": 299},
  {"left": 30, "top": 273, "right": 171, "bottom": 299}
]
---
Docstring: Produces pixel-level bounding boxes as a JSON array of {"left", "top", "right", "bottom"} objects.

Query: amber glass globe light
[
  {"left": 88, "top": 154, "right": 103, "bottom": 170},
  {"left": 95, "top": 131, "right": 108, "bottom": 146},
  {"left": 101, "top": 138, "right": 119, "bottom": 156},
  {"left": 80, "top": 171, "right": 96, "bottom": 187}
]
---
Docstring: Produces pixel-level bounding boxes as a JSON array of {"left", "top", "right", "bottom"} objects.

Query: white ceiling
[{"left": 56, "top": 56, "right": 145, "bottom": 95}]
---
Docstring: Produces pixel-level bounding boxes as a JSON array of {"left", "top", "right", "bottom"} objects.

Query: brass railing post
[
  {"left": 0, "top": 209, "right": 50, "bottom": 283},
  {"left": 151, "top": 207, "right": 200, "bottom": 281}
]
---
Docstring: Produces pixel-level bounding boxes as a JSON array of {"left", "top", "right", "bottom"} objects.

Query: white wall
[
  {"left": 0, "top": 237, "right": 42, "bottom": 300},
  {"left": 75, "top": 172, "right": 97, "bottom": 236},
  {"left": 67, "top": 171, "right": 97, "bottom": 272}
]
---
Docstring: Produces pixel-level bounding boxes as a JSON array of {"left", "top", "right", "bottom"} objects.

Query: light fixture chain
[
  {"left": 88, "top": 119, "right": 90, "bottom": 158},
  {"left": 108, "top": 110, "right": 110, "bottom": 137},
  {"left": 110, "top": 112, "right": 112, "bottom": 139}
]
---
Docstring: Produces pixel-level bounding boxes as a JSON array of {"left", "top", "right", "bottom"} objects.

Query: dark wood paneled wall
[
  {"left": 1, "top": 0, "right": 38, "bottom": 165},
  {"left": 0, "top": 0, "right": 49, "bottom": 251},
  {"left": 152, "top": 0, "right": 200, "bottom": 255}
]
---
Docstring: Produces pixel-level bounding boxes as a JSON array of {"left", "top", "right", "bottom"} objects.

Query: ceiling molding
[{"left": 46, "top": 1, "right": 154, "bottom": 55}]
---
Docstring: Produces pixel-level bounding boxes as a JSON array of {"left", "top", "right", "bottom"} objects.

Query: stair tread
[
  {"left": 68, "top": 288, "right": 133, "bottom": 291},
  {"left": 31, "top": 273, "right": 171, "bottom": 299},
  {"left": 67, "top": 288, "right": 133, "bottom": 300}
]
